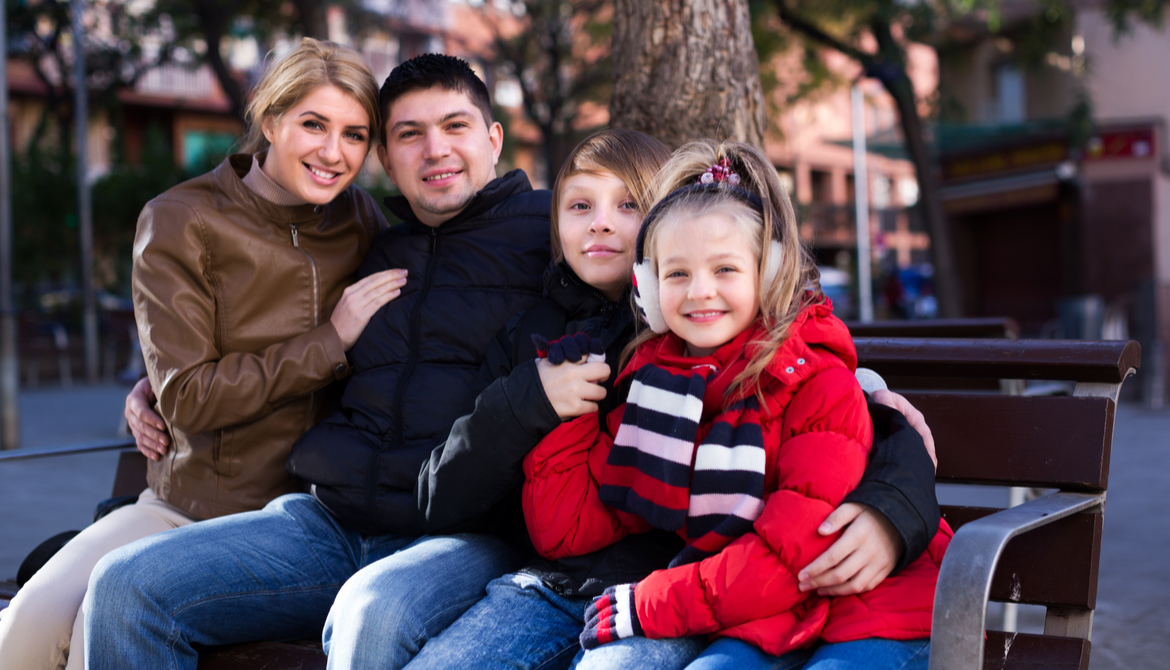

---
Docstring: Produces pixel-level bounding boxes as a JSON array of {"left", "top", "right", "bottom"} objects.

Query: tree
[
  {"left": 142, "top": 0, "right": 333, "bottom": 123},
  {"left": 609, "top": 0, "right": 767, "bottom": 150},
  {"left": 768, "top": 0, "right": 964, "bottom": 316},
  {"left": 770, "top": 0, "right": 1170, "bottom": 317},
  {"left": 6, "top": 0, "right": 175, "bottom": 149},
  {"left": 461, "top": 0, "right": 613, "bottom": 181},
  {"left": 607, "top": 0, "right": 1168, "bottom": 317}
]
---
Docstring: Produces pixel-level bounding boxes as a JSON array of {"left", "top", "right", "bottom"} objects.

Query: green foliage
[
  {"left": 1105, "top": 0, "right": 1168, "bottom": 35},
  {"left": 11, "top": 145, "right": 80, "bottom": 298},
  {"left": 11, "top": 125, "right": 189, "bottom": 303},
  {"left": 750, "top": 1, "right": 846, "bottom": 137},
  {"left": 91, "top": 126, "right": 189, "bottom": 296}
]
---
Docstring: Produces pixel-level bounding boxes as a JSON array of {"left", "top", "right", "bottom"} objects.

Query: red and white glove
[
  {"left": 580, "top": 583, "right": 643, "bottom": 650},
  {"left": 532, "top": 332, "right": 605, "bottom": 365}
]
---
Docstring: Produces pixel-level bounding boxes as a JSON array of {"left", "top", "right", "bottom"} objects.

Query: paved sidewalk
[
  {"left": 0, "top": 387, "right": 1167, "bottom": 668},
  {"left": 0, "top": 384, "right": 128, "bottom": 579}
]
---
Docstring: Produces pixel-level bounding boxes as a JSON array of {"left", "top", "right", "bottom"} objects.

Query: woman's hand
[
  {"left": 537, "top": 358, "right": 610, "bottom": 419},
  {"left": 797, "top": 503, "right": 903, "bottom": 596},
  {"left": 871, "top": 389, "right": 936, "bottom": 470},
  {"left": 125, "top": 377, "right": 170, "bottom": 461},
  {"left": 330, "top": 269, "right": 408, "bottom": 350}
]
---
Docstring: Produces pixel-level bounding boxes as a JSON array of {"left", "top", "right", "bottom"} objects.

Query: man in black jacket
[{"left": 94, "top": 55, "right": 937, "bottom": 670}]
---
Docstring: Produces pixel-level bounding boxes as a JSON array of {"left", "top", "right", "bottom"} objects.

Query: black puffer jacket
[
  {"left": 288, "top": 170, "right": 551, "bottom": 536},
  {"left": 418, "top": 262, "right": 634, "bottom": 549},
  {"left": 417, "top": 262, "right": 940, "bottom": 597}
]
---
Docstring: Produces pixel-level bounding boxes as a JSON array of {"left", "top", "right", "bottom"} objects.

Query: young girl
[{"left": 520, "top": 140, "right": 952, "bottom": 670}]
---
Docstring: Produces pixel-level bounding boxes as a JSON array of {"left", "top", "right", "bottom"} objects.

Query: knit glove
[
  {"left": 532, "top": 332, "right": 605, "bottom": 365},
  {"left": 579, "top": 583, "right": 644, "bottom": 650}
]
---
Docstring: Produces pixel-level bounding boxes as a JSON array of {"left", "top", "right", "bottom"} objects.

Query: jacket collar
[
  {"left": 382, "top": 169, "right": 534, "bottom": 233},
  {"left": 216, "top": 154, "right": 331, "bottom": 225},
  {"left": 544, "top": 262, "right": 621, "bottom": 316}
]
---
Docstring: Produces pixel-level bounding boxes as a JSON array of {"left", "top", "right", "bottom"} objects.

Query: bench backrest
[
  {"left": 848, "top": 319, "right": 1020, "bottom": 392},
  {"left": 846, "top": 317, "right": 1019, "bottom": 339},
  {"left": 854, "top": 337, "right": 1140, "bottom": 670}
]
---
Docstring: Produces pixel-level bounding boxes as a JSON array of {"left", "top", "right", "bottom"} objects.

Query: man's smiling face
[{"left": 377, "top": 86, "right": 503, "bottom": 227}]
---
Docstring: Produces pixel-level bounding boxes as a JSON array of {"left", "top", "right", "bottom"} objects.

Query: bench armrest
[{"left": 928, "top": 491, "right": 1104, "bottom": 670}]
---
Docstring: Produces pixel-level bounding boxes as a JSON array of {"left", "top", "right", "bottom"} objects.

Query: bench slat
[
  {"left": 982, "top": 632, "right": 1089, "bottom": 670},
  {"left": 112, "top": 450, "right": 150, "bottom": 498},
  {"left": 855, "top": 338, "right": 1140, "bottom": 384},
  {"left": 908, "top": 394, "right": 1113, "bottom": 491},
  {"left": 943, "top": 506, "right": 1102, "bottom": 609},
  {"left": 847, "top": 317, "right": 1019, "bottom": 339}
]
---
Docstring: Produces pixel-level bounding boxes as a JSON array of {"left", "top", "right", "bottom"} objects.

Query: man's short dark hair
[{"left": 379, "top": 54, "right": 494, "bottom": 143}]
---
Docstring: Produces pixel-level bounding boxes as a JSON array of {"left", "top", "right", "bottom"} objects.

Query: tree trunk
[
  {"left": 870, "top": 17, "right": 961, "bottom": 317},
  {"left": 610, "top": 0, "right": 767, "bottom": 150},
  {"left": 292, "top": 0, "right": 329, "bottom": 40},
  {"left": 772, "top": 1, "right": 963, "bottom": 317},
  {"left": 193, "top": 0, "right": 247, "bottom": 123}
]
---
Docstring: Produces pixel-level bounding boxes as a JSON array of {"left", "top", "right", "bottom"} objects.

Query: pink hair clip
[{"left": 699, "top": 158, "right": 740, "bottom": 185}]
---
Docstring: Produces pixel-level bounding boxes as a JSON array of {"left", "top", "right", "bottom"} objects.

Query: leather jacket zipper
[{"left": 291, "top": 222, "right": 321, "bottom": 428}]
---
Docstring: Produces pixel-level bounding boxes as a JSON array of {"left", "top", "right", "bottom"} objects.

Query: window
[
  {"left": 184, "top": 130, "right": 237, "bottom": 172},
  {"left": 994, "top": 63, "right": 1025, "bottom": 123},
  {"left": 810, "top": 170, "right": 831, "bottom": 203}
]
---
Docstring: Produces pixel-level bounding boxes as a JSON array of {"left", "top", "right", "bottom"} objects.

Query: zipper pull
[
  {"left": 430, "top": 228, "right": 438, "bottom": 254},
  {"left": 290, "top": 224, "right": 299, "bottom": 248}
]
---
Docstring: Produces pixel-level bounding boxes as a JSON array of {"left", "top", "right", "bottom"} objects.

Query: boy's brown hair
[{"left": 549, "top": 129, "right": 672, "bottom": 263}]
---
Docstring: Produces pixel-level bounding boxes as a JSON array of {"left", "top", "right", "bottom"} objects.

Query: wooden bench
[
  {"left": 855, "top": 337, "right": 1140, "bottom": 670},
  {"left": 1, "top": 337, "right": 1140, "bottom": 670}
]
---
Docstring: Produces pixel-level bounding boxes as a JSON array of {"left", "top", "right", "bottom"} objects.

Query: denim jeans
[
  {"left": 686, "top": 637, "right": 931, "bottom": 670},
  {"left": 84, "top": 493, "right": 520, "bottom": 670},
  {"left": 323, "top": 534, "right": 521, "bottom": 669},
  {"left": 403, "top": 571, "right": 705, "bottom": 670}
]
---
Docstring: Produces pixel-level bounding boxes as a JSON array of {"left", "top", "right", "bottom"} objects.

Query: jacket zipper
[{"left": 291, "top": 222, "right": 321, "bottom": 429}]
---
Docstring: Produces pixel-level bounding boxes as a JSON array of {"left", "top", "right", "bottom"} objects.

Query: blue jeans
[
  {"left": 84, "top": 493, "right": 520, "bottom": 670},
  {"left": 403, "top": 571, "right": 705, "bottom": 670},
  {"left": 686, "top": 637, "right": 931, "bottom": 670}
]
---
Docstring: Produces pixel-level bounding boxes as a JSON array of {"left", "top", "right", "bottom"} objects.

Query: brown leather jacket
[{"left": 132, "top": 154, "right": 386, "bottom": 519}]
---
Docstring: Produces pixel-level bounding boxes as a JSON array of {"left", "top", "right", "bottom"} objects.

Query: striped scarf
[{"left": 599, "top": 353, "right": 767, "bottom": 568}]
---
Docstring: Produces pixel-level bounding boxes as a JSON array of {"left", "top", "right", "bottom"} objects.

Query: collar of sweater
[
  {"left": 241, "top": 151, "right": 310, "bottom": 207},
  {"left": 216, "top": 154, "right": 332, "bottom": 224}
]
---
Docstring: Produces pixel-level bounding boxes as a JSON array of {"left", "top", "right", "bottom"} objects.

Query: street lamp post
[
  {"left": 73, "top": 0, "right": 99, "bottom": 384},
  {"left": 850, "top": 83, "right": 874, "bottom": 322},
  {"left": 0, "top": 0, "right": 20, "bottom": 449}
]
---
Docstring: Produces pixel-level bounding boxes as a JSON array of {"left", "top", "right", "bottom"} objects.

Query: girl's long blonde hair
[
  {"left": 626, "top": 139, "right": 823, "bottom": 401},
  {"left": 240, "top": 38, "right": 381, "bottom": 155}
]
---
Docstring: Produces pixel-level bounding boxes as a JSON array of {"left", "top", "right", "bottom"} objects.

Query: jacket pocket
[{"left": 212, "top": 428, "right": 234, "bottom": 478}]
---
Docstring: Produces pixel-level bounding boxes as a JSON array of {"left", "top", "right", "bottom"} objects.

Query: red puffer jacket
[{"left": 522, "top": 302, "right": 952, "bottom": 656}]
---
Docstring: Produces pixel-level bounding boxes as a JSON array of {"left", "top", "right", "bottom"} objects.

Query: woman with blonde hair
[{"left": 0, "top": 37, "right": 403, "bottom": 670}]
